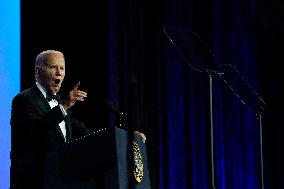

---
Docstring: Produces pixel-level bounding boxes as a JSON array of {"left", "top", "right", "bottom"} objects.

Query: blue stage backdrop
[
  {"left": 106, "top": 0, "right": 265, "bottom": 188},
  {"left": 0, "top": 0, "right": 20, "bottom": 188},
  {"left": 17, "top": 0, "right": 280, "bottom": 188}
]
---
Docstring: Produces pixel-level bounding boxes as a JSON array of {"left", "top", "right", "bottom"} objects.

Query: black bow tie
[{"left": 46, "top": 93, "right": 60, "bottom": 102}]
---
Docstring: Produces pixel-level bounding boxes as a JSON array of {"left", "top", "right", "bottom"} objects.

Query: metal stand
[
  {"left": 163, "top": 28, "right": 267, "bottom": 189},
  {"left": 208, "top": 71, "right": 216, "bottom": 189},
  {"left": 257, "top": 112, "right": 265, "bottom": 189}
]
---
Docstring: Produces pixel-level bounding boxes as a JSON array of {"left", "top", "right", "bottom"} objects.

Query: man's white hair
[
  {"left": 35, "top": 50, "right": 64, "bottom": 66},
  {"left": 34, "top": 50, "right": 64, "bottom": 81}
]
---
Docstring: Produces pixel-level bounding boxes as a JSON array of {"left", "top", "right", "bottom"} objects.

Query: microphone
[
  {"left": 104, "top": 99, "right": 126, "bottom": 117},
  {"left": 104, "top": 99, "right": 128, "bottom": 128}
]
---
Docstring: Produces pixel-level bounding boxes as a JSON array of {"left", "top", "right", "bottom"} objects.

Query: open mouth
[{"left": 54, "top": 79, "right": 60, "bottom": 85}]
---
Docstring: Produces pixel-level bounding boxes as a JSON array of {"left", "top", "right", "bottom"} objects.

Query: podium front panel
[{"left": 44, "top": 127, "right": 151, "bottom": 189}]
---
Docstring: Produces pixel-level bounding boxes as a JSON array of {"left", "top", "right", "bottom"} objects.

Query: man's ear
[
  {"left": 35, "top": 67, "right": 42, "bottom": 80},
  {"left": 35, "top": 67, "right": 40, "bottom": 74}
]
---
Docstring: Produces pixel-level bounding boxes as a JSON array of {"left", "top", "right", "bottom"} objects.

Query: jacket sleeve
[{"left": 11, "top": 93, "right": 65, "bottom": 141}]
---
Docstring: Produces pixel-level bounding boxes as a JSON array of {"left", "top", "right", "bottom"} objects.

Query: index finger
[{"left": 73, "top": 80, "right": 80, "bottom": 90}]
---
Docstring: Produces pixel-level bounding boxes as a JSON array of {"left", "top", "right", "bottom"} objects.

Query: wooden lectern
[{"left": 44, "top": 126, "right": 151, "bottom": 189}]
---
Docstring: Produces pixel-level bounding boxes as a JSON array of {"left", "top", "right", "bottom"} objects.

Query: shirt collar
[
  {"left": 36, "top": 82, "right": 57, "bottom": 99},
  {"left": 36, "top": 82, "right": 47, "bottom": 98}
]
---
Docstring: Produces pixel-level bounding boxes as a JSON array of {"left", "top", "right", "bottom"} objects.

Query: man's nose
[{"left": 55, "top": 67, "right": 64, "bottom": 75}]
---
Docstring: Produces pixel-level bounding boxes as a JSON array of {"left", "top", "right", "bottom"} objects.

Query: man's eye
[
  {"left": 49, "top": 65, "right": 60, "bottom": 69},
  {"left": 46, "top": 64, "right": 56, "bottom": 68}
]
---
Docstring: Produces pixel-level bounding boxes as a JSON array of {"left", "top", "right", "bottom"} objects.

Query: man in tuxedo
[
  {"left": 10, "top": 50, "right": 146, "bottom": 189},
  {"left": 10, "top": 50, "right": 91, "bottom": 189}
]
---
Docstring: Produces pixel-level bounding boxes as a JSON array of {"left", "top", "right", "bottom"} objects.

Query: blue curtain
[
  {"left": 19, "top": 0, "right": 284, "bottom": 187},
  {"left": 106, "top": 0, "right": 265, "bottom": 188},
  {"left": 20, "top": 0, "right": 284, "bottom": 187}
]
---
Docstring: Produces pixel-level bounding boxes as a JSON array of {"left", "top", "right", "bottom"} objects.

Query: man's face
[{"left": 38, "top": 53, "right": 65, "bottom": 94}]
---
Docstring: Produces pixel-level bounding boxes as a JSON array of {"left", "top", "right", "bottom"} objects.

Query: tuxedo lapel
[
  {"left": 30, "top": 85, "right": 66, "bottom": 142},
  {"left": 30, "top": 85, "right": 51, "bottom": 115},
  {"left": 64, "top": 114, "right": 72, "bottom": 142}
]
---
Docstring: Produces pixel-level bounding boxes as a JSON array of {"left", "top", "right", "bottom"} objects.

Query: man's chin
[{"left": 50, "top": 86, "right": 60, "bottom": 94}]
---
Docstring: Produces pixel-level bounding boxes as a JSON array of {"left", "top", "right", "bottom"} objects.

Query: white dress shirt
[{"left": 36, "top": 82, "right": 67, "bottom": 141}]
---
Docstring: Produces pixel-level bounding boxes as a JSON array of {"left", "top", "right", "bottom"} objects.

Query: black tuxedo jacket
[{"left": 10, "top": 85, "right": 90, "bottom": 189}]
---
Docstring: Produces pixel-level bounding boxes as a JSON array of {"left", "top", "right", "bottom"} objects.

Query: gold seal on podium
[{"left": 133, "top": 141, "right": 144, "bottom": 183}]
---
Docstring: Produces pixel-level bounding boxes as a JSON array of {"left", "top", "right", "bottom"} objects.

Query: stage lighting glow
[{"left": 0, "top": 0, "right": 20, "bottom": 188}]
